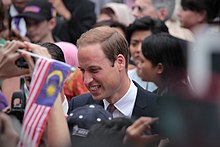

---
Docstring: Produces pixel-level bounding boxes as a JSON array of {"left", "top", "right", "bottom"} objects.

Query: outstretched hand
[{"left": 123, "top": 117, "right": 162, "bottom": 147}]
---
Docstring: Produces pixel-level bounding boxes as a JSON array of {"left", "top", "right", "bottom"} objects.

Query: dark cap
[
  {"left": 17, "top": 0, "right": 56, "bottom": 21},
  {"left": 67, "top": 104, "right": 112, "bottom": 137}
]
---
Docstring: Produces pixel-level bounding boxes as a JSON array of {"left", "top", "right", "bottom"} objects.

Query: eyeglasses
[{"left": 132, "top": 5, "right": 146, "bottom": 12}]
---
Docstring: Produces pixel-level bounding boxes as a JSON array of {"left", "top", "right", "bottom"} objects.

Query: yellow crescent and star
[{"left": 46, "top": 70, "right": 63, "bottom": 97}]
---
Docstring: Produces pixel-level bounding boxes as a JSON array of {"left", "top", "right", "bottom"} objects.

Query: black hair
[
  {"left": 142, "top": 33, "right": 187, "bottom": 82},
  {"left": 38, "top": 42, "right": 65, "bottom": 63},
  {"left": 181, "top": 0, "right": 220, "bottom": 23},
  {"left": 126, "top": 16, "right": 169, "bottom": 44}
]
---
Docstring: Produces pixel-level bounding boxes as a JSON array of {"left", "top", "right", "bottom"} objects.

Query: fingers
[
  {"left": 4, "top": 40, "right": 26, "bottom": 55},
  {"left": 127, "top": 117, "right": 158, "bottom": 134},
  {"left": 22, "top": 53, "right": 35, "bottom": 75},
  {"left": 24, "top": 41, "right": 51, "bottom": 59},
  {"left": 124, "top": 117, "right": 161, "bottom": 147}
]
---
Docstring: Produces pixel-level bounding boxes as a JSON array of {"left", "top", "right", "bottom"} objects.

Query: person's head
[
  {"left": 39, "top": 42, "right": 65, "bottom": 63},
  {"left": 97, "top": 7, "right": 116, "bottom": 22},
  {"left": 55, "top": 42, "right": 78, "bottom": 67},
  {"left": 178, "top": 0, "right": 220, "bottom": 30},
  {"left": 18, "top": 0, "right": 56, "bottom": 43},
  {"left": 77, "top": 26, "right": 130, "bottom": 103},
  {"left": 139, "top": 33, "right": 187, "bottom": 88},
  {"left": 11, "top": 0, "right": 30, "bottom": 13},
  {"left": 93, "top": 20, "right": 127, "bottom": 37},
  {"left": 126, "top": 16, "right": 168, "bottom": 68},
  {"left": 67, "top": 104, "right": 112, "bottom": 146},
  {"left": 97, "top": 2, "right": 134, "bottom": 26},
  {"left": 132, "top": 0, "right": 175, "bottom": 21}
]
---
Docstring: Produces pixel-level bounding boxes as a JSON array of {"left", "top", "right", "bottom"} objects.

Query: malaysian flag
[{"left": 19, "top": 58, "right": 71, "bottom": 147}]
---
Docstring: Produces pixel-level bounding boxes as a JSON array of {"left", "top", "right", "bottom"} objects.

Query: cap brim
[{"left": 17, "top": 13, "right": 47, "bottom": 21}]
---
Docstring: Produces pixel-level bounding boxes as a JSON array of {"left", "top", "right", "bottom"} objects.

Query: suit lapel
[
  {"left": 86, "top": 95, "right": 104, "bottom": 107},
  {"left": 132, "top": 82, "right": 149, "bottom": 118}
]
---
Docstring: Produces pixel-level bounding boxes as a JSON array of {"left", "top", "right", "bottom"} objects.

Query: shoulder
[
  {"left": 135, "top": 81, "right": 158, "bottom": 98},
  {"left": 134, "top": 82, "right": 160, "bottom": 117},
  {"left": 68, "top": 93, "right": 93, "bottom": 113}
]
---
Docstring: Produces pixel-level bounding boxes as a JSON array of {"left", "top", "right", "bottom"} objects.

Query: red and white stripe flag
[{"left": 19, "top": 58, "right": 71, "bottom": 147}]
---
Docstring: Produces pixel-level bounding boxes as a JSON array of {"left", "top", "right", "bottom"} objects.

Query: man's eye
[
  {"left": 90, "top": 69, "right": 99, "bottom": 73},
  {"left": 80, "top": 69, "right": 85, "bottom": 73}
]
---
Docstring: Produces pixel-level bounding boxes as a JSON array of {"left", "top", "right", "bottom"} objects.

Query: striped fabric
[{"left": 19, "top": 58, "right": 70, "bottom": 147}]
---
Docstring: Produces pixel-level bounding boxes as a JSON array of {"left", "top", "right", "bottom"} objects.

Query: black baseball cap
[
  {"left": 67, "top": 104, "right": 112, "bottom": 137},
  {"left": 17, "top": 0, "right": 56, "bottom": 21}
]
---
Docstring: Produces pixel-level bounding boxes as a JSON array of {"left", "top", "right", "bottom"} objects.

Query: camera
[
  {"left": 6, "top": 90, "right": 26, "bottom": 123},
  {"left": 15, "top": 56, "right": 35, "bottom": 69},
  {"left": 15, "top": 57, "right": 29, "bottom": 68}
]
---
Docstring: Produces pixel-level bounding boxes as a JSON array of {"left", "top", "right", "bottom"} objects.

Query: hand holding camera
[
  {"left": 0, "top": 40, "right": 29, "bottom": 79},
  {"left": 0, "top": 40, "right": 51, "bottom": 80}
]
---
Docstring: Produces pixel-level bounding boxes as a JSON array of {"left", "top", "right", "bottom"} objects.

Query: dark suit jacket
[{"left": 68, "top": 82, "right": 159, "bottom": 119}]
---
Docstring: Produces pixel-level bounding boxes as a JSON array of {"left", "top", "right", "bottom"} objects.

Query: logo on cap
[{"left": 24, "top": 6, "right": 41, "bottom": 14}]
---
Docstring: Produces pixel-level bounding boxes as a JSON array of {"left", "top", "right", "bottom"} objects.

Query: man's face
[
  {"left": 78, "top": 43, "right": 122, "bottom": 101},
  {"left": 178, "top": 8, "right": 202, "bottom": 31},
  {"left": 132, "top": 0, "right": 158, "bottom": 19},
  {"left": 11, "top": 0, "right": 30, "bottom": 13},
  {"left": 26, "top": 18, "right": 51, "bottom": 43}
]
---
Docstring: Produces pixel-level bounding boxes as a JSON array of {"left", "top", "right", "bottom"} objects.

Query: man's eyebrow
[{"left": 78, "top": 66, "right": 101, "bottom": 70}]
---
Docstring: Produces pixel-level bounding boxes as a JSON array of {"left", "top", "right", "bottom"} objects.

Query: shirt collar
[
  {"left": 10, "top": 5, "right": 19, "bottom": 17},
  {"left": 103, "top": 80, "right": 137, "bottom": 117}
]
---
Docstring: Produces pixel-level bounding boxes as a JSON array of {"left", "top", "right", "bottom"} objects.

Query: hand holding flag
[{"left": 19, "top": 58, "right": 71, "bottom": 147}]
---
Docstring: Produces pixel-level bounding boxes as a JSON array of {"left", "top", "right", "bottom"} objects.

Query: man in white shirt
[{"left": 68, "top": 26, "right": 159, "bottom": 119}]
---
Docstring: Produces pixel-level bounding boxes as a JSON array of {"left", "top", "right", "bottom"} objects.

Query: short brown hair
[{"left": 77, "top": 26, "right": 129, "bottom": 69}]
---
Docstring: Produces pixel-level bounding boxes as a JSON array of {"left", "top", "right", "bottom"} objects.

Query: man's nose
[{"left": 83, "top": 71, "right": 93, "bottom": 85}]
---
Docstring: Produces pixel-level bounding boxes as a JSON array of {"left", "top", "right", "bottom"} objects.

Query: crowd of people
[{"left": 0, "top": 0, "right": 220, "bottom": 147}]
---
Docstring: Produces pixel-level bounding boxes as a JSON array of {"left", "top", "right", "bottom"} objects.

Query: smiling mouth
[{"left": 88, "top": 85, "right": 101, "bottom": 92}]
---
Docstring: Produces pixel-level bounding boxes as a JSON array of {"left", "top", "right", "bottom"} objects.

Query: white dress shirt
[{"left": 103, "top": 80, "right": 137, "bottom": 118}]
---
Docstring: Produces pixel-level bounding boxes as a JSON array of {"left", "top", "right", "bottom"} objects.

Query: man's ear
[
  {"left": 158, "top": 7, "right": 168, "bottom": 21},
  {"left": 156, "top": 63, "right": 164, "bottom": 75},
  {"left": 197, "top": 11, "right": 207, "bottom": 23},
  {"left": 115, "top": 54, "right": 126, "bottom": 71},
  {"left": 49, "top": 18, "right": 57, "bottom": 30}
]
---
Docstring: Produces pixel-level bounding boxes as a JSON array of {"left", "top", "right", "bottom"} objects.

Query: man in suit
[{"left": 68, "top": 26, "right": 158, "bottom": 119}]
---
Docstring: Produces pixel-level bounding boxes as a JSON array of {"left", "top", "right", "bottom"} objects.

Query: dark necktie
[{"left": 107, "top": 104, "right": 116, "bottom": 114}]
